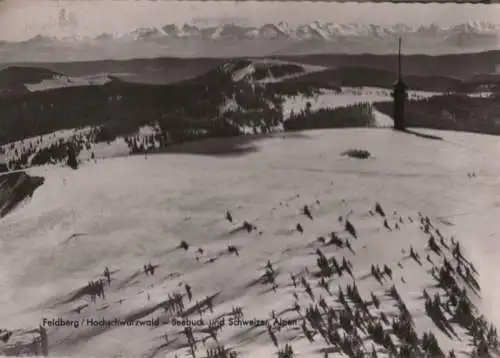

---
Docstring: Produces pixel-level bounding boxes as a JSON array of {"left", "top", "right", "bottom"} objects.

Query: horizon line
[{"left": 1, "top": 49, "right": 498, "bottom": 66}]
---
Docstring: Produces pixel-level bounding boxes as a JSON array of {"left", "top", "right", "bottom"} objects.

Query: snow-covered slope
[
  {"left": 0, "top": 66, "right": 115, "bottom": 93},
  {"left": 221, "top": 59, "right": 326, "bottom": 84},
  {"left": 0, "top": 128, "right": 499, "bottom": 357},
  {"left": 24, "top": 74, "right": 113, "bottom": 92},
  {"left": 282, "top": 87, "right": 441, "bottom": 121},
  {"left": 0, "top": 86, "right": 488, "bottom": 170}
]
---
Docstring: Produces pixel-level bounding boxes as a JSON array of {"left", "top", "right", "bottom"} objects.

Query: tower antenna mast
[
  {"left": 392, "top": 36, "right": 407, "bottom": 131},
  {"left": 398, "top": 37, "right": 402, "bottom": 81}
]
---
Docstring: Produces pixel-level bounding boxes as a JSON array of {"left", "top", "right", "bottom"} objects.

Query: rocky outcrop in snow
[{"left": 0, "top": 171, "right": 44, "bottom": 218}]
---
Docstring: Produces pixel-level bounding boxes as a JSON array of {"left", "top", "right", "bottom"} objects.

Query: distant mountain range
[
  {"left": 15, "top": 21, "right": 500, "bottom": 42},
  {"left": 2, "top": 21, "right": 500, "bottom": 62}
]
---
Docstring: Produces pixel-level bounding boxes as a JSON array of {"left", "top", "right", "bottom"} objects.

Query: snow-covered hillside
[
  {"left": 0, "top": 65, "right": 115, "bottom": 94},
  {"left": 221, "top": 59, "right": 326, "bottom": 84},
  {"left": 1, "top": 128, "right": 500, "bottom": 357},
  {"left": 282, "top": 87, "right": 441, "bottom": 121},
  {"left": 24, "top": 74, "right": 113, "bottom": 92},
  {"left": 282, "top": 87, "right": 492, "bottom": 128},
  {"left": 0, "top": 85, "right": 490, "bottom": 170}
]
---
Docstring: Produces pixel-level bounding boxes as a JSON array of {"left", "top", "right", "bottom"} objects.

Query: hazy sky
[{"left": 1, "top": 0, "right": 500, "bottom": 41}]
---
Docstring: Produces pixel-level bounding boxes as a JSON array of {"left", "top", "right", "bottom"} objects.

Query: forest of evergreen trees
[
  {"left": 284, "top": 102, "right": 375, "bottom": 131},
  {"left": 2, "top": 69, "right": 500, "bottom": 171},
  {"left": 374, "top": 93, "right": 500, "bottom": 135}
]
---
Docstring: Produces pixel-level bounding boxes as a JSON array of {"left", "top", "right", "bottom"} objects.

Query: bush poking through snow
[
  {"left": 206, "top": 345, "right": 238, "bottom": 357},
  {"left": 277, "top": 343, "right": 294, "bottom": 357},
  {"left": 66, "top": 144, "right": 79, "bottom": 170},
  {"left": 178, "top": 240, "right": 189, "bottom": 251},
  {"left": 341, "top": 149, "right": 371, "bottom": 159}
]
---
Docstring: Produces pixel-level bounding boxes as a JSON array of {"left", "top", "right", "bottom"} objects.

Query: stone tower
[{"left": 392, "top": 37, "right": 408, "bottom": 131}]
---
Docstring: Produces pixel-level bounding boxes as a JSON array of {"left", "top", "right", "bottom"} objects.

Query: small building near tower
[{"left": 392, "top": 80, "right": 408, "bottom": 131}]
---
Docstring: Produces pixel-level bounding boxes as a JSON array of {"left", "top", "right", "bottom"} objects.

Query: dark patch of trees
[
  {"left": 0, "top": 66, "right": 61, "bottom": 97},
  {"left": 94, "top": 126, "right": 118, "bottom": 144},
  {"left": 0, "top": 81, "right": 224, "bottom": 145},
  {"left": 374, "top": 93, "right": 500, "bottom": 135},
  {"left": 0, "top": 66, "right": 291, "bottom": 148},
  {"left": 284, "top": 102, "right": 374, "bottom": 131},
  {"left": 276, "top": 51, "right": 500, "bottom": 80},
  {"left": 279, "top": 67, "right": 461, "bottom": 93}
]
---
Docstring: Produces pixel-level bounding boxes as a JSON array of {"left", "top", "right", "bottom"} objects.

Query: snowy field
[{"left": 1, "top": 128, "right": 500, "bottom": 357}]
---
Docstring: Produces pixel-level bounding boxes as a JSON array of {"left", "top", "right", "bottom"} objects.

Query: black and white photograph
[{"left": 1, "top": 0, "right": 500, "bottom": 357}]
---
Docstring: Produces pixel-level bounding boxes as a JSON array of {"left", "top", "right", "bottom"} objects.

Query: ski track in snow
[{"left": 1, "top": 128, "right": 500, "bottom": 357}]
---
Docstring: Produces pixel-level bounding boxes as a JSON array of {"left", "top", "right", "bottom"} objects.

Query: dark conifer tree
[{"left": 67, "top": 144, "right": 78, "bottom": 170}]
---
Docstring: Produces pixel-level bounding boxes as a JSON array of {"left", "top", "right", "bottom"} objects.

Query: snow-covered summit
[
  {"left": 0, "top": 128, "right": 499, "bottom": 357},
  {"left": 3, "top": 20, "right": 498, "bottom": 61},
  {"left": 17, "top": 21, "right": 500, "bottom": 43}
]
